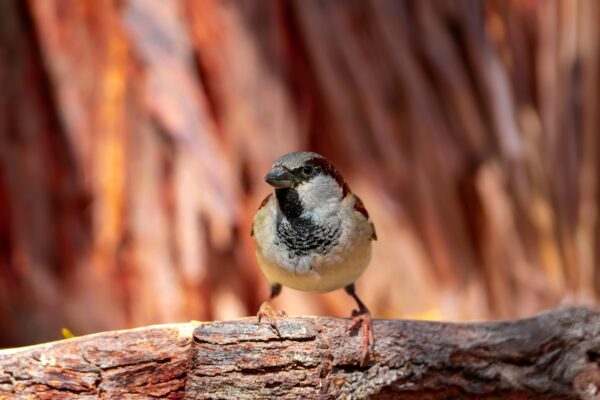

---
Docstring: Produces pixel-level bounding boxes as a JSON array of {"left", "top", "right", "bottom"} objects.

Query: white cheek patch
[{"left": 296, "top": 174, "right": 342, "bottom": 219}]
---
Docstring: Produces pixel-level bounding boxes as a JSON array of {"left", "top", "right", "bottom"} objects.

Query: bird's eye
[{"left": 302, "top": 165, "right": 314, "bottom": 176}]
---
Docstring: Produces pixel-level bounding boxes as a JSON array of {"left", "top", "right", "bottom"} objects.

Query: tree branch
[{"left": 1, "top": 307, "right": 599, "bottom": 399}]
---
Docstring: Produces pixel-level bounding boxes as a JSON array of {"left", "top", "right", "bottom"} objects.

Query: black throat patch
[
  {"left": 275, "top": 188, "right": 304, "bottom": 220},
  {"left": 274, "top": 188, "right": 341, "bottom": 258}
]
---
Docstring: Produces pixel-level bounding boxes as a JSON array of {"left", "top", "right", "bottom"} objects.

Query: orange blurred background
[{"left": 0, "top": 0, "right": 599, "bottom": 347}]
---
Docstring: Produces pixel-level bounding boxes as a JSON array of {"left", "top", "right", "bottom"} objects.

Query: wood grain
[
  {"left": 0, "top": 324, "right": 195, "bottom": 399},
  {"left": 1, "top": 307, "right": 599, "bottom": 399}
]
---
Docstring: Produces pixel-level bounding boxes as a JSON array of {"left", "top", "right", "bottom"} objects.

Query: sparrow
[{"left": 251, "top": 151, "right": 377, "bottom": 366}]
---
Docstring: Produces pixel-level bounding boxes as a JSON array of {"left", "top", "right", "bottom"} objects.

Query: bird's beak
[{"left": 265, "top": 166, "right": 295, "bottom": 188}]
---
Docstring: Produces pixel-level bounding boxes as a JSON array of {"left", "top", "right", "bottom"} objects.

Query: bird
[{"left": 251, "top": 151, "right": 377, "bottom": 366}]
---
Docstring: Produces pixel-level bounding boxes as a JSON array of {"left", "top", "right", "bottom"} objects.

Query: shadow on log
[{"left": 0, "top": 307, "right": 599, "bottom": 399}]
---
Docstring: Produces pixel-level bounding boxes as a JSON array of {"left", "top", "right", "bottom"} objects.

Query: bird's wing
[
  {"left": 251, "top": 193, "right": 273, "bottom": 237},
  {"left": 352, "top": 194, "right": 377, "bottom": 241}
]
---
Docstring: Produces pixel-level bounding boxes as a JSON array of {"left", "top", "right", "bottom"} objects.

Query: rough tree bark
[{"left": 0, "top": 307, "right": 599, "bottom": 399}]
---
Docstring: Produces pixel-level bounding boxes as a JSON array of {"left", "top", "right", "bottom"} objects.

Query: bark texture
[
  {"left": 0, "top": 324, "right": 194, "bottom": 399},
  {"left": 1, "top": 307, "right": 599, "bottom": 399}
]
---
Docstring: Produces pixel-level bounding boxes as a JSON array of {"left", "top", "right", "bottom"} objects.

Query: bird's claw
[
  {"left": 348, "top": 310, "right": 374, "bottom": 367},
  {"left": 257, "top": 301, "right": 287, "bottom": 336}
]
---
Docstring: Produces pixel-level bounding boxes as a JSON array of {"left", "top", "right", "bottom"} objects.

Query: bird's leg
[
  {"left": 257, "top": 283, "right": 287, "bottom": 335},
  {"left": 345, "top": 283, "right": 374, "bottom": 366}
]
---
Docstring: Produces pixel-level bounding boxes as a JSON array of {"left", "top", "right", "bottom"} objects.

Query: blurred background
[{"left": 1, "top": 0, "right": 599, "bottom": 347}]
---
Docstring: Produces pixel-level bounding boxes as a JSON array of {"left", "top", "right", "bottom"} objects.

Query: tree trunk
[
  {"left": 1, "top": 307, "right": 599, "bottom": 399},
  {"left": 2, "top": 0, "right": 600, "bottom": 348}
]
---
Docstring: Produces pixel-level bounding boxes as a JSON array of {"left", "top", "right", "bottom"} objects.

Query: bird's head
[{"left": 265, "top": 151, "right": 348, "bottom": 220}]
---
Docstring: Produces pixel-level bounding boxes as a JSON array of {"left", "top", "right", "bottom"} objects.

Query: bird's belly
[{"left": 256, "top": 240, "right": 371, "bottom": 292}]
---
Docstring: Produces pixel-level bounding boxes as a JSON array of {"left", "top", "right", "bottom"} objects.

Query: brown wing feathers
[{"left": 251, "top": 193, "right": 273, "bottom": 237}]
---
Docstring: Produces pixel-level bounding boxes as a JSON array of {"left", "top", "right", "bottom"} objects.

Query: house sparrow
[{"left": 251, "top": 151, "right": 377, "bottom": 366}]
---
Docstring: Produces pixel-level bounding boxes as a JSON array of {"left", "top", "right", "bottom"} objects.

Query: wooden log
[
  {"left": 0, "top": 324, "right": 195, "bottom": 399},
  {"left": 1, "top": 307, "right": 599, "bottom": 399}
]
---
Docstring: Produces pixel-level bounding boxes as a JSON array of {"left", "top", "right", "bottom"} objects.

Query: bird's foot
[
  {"left": 349, "top": 308, "right": 374, "bottom": 367},
  {"left": 257, "top": 301, "right": 287, "bottom": 336}
]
